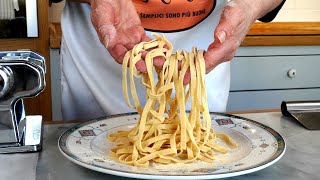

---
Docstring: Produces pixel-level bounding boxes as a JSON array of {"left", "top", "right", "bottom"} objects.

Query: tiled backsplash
[{"left": 49, "top": 1, "right": 320, "bottom": 22}]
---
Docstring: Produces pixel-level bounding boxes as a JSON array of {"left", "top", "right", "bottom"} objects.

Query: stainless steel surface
[
  {"left": 0, "top": 116, "right": 43, "bottom": 153},
  {"left": 26, "top": 0, "right": 38, "bottom": 37},
  {"left": 0, "top": 99, "right": 25, "bottom": 147},
  {"left": 0, "top": 51, "right": 45, "bottom": 153},
  {"left": 0, "top": 66, "right": 14, "bottom": 98},
  {"left": 34, "top": 112, "right": 320, "bottom": 180},
  {"left": 281, "top": 101, "right": 320, "bottom": 130}
]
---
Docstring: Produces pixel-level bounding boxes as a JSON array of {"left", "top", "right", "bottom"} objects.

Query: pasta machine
[{"left": 0, "top": 51, "right": 45, "bottom": 153}]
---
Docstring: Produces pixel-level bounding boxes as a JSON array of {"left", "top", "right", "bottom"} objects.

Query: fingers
[
  {"left": 204, "top": 43, "right": 224, "bottom": 73},
  {"left": 90, "top": 2, "right": 117, "bottom": 48},
  {"left": 125, "top": 26, "right": 146, "bottom": 47},
  {"left": 183, "top": 70, "right": 191, "bottom": 85},
  {"left": 138, "top": 53, "right": 164, "bottom": 73},
  {"left": 142, "top": 35, "right": 152, "bottom": 42},
  {"left": 109, "top": 44, "right": 147, "bottom": 73},
  {"left": 135, "top": 60, "right": 147, "bottom": 73},
  {"left": 204, "top": 0, "right": 253, "bottom": 74},
  {"left": 98, "top": 25, "right": 117, "bottom": 48},
  {"left": 153, "top": 57, "right": 166, "bottom": 69},
  {"left": 126, "top": 33, "right": 151, "bottom": 73},
  {"left": 108, "top": 26, "right": 148, "bottom": 62},
  {"left": 108, "top": 44, "right": 128, "bottom": 64},
  {"left": 90, "top": 1, "right": 147, "bottom": 55},
  {"left": 90, "top": 0, "right": 150, "bottom": 74},
  {"left": 204, "top": 1, "right": 242, "bottom": 72},
  {"left": 110, "top": 33, "right": 151, "bottom": 73},
  {"left": 214, "top": 0, "right": 249, "bottom": 43},
  {"left": 108, "top": 43, "right": 148, "bottom": 73}
]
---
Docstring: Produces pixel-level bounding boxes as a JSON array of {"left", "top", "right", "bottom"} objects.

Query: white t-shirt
[{"left": 61, "top": 0, "right": 229, "bottom": 120}]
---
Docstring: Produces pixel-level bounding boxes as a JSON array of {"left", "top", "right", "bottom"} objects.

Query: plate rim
[{"left": 58, "top": 112, "right": 286, "bottom": 179}]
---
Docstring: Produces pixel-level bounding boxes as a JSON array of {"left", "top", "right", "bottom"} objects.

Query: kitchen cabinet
[{"left": 227, "top": 46, "right": 320, "bottom": 111}]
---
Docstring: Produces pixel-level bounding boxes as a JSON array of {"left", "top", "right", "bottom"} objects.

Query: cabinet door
[
  {"left": 228, "top": 46, "right": 320, "bottom": 112},
  {"left": 0, "top": 0, "right": 52, "bottom": 121},
  {"left": 230, "top": 55, "right": 320, "bottom": 91},
  {"left": 227, "top": 89, "right": 320, "bottom": 111}
]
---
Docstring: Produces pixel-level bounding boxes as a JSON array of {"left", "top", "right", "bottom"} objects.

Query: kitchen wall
[{"left": 274, "top": 0, "right": 320, "bottom": 22}]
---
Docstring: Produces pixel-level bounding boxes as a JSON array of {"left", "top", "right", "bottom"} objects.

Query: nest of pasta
[{"left": 108, "top": 34, "right": 237, "bottom": 167}]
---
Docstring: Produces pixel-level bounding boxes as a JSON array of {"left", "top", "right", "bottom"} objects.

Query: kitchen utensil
[
  {"left": 281, "top": 101, "right": 320, "bottom": 130},
  {"left": 0, "top": 50, "right": 45, "bottom": 153}
]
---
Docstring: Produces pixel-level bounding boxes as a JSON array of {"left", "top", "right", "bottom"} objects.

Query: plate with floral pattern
[{"left": 58, "top": 112, "right": 286, "bottom": 179}]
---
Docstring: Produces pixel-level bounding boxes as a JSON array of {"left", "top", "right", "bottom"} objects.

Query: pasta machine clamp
[{"left": 0, "top": 51, "right": 45, "bottom": 153}]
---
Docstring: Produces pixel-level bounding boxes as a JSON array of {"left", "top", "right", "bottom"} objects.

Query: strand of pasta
[{"left": 108, "top": 34, "right": 237, "bottom": 167}]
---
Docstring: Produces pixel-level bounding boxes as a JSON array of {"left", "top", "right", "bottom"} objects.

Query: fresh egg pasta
[{"left": 108, "top": 34, "right": 237, "bottom": 167}]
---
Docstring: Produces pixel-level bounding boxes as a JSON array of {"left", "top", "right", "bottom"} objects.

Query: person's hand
[
  {"left": 183, "top": 0, "right": 283, "bottom": 84},
  {"left": 203, "top": 0, "right": 257, "bottom": 73},
  {"left": 204, "top": 0, "right": 284, "bottom": 73},
  {"left": 89, "top": 0, "right": 150, "bottom": 71}
]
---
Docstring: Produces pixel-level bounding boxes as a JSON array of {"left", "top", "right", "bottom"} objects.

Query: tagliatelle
[{"left": 108, "top": 34, "right": 237, "bottom": 167}]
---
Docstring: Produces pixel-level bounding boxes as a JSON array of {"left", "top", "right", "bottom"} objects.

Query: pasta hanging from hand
[{"left": 108, "top": 34, "right": 237, "bottom": 167}]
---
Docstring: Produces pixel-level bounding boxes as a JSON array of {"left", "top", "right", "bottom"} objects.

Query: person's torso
[
  {"left": 60, "top": 0, "right": 230, "bottom": 119},
  {"left": 132, "top": 0, "right": 217, "bottom": 32}
]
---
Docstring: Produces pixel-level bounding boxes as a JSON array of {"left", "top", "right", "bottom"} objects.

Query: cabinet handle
[{"left": 287, "top": 68, "right": 297, "bottom": 78}]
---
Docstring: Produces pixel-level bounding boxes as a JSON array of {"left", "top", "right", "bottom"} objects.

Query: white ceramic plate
[{"left": 58, "top": 112, "right": 286, "bottom": 179}]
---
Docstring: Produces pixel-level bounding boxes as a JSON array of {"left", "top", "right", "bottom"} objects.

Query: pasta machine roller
[{"left": 0, "top": 51, "right": 45, "bottom": 153}]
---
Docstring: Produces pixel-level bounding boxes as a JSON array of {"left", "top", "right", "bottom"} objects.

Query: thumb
[
  {"left": 214, "top": 1, "right": 243, "bottom": 44},
  {"left": 98, "top": 25, "right": 117, "bottom": 48},
  {"left": 90, "top": 3, "right": 117, "bottom": 48}
]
